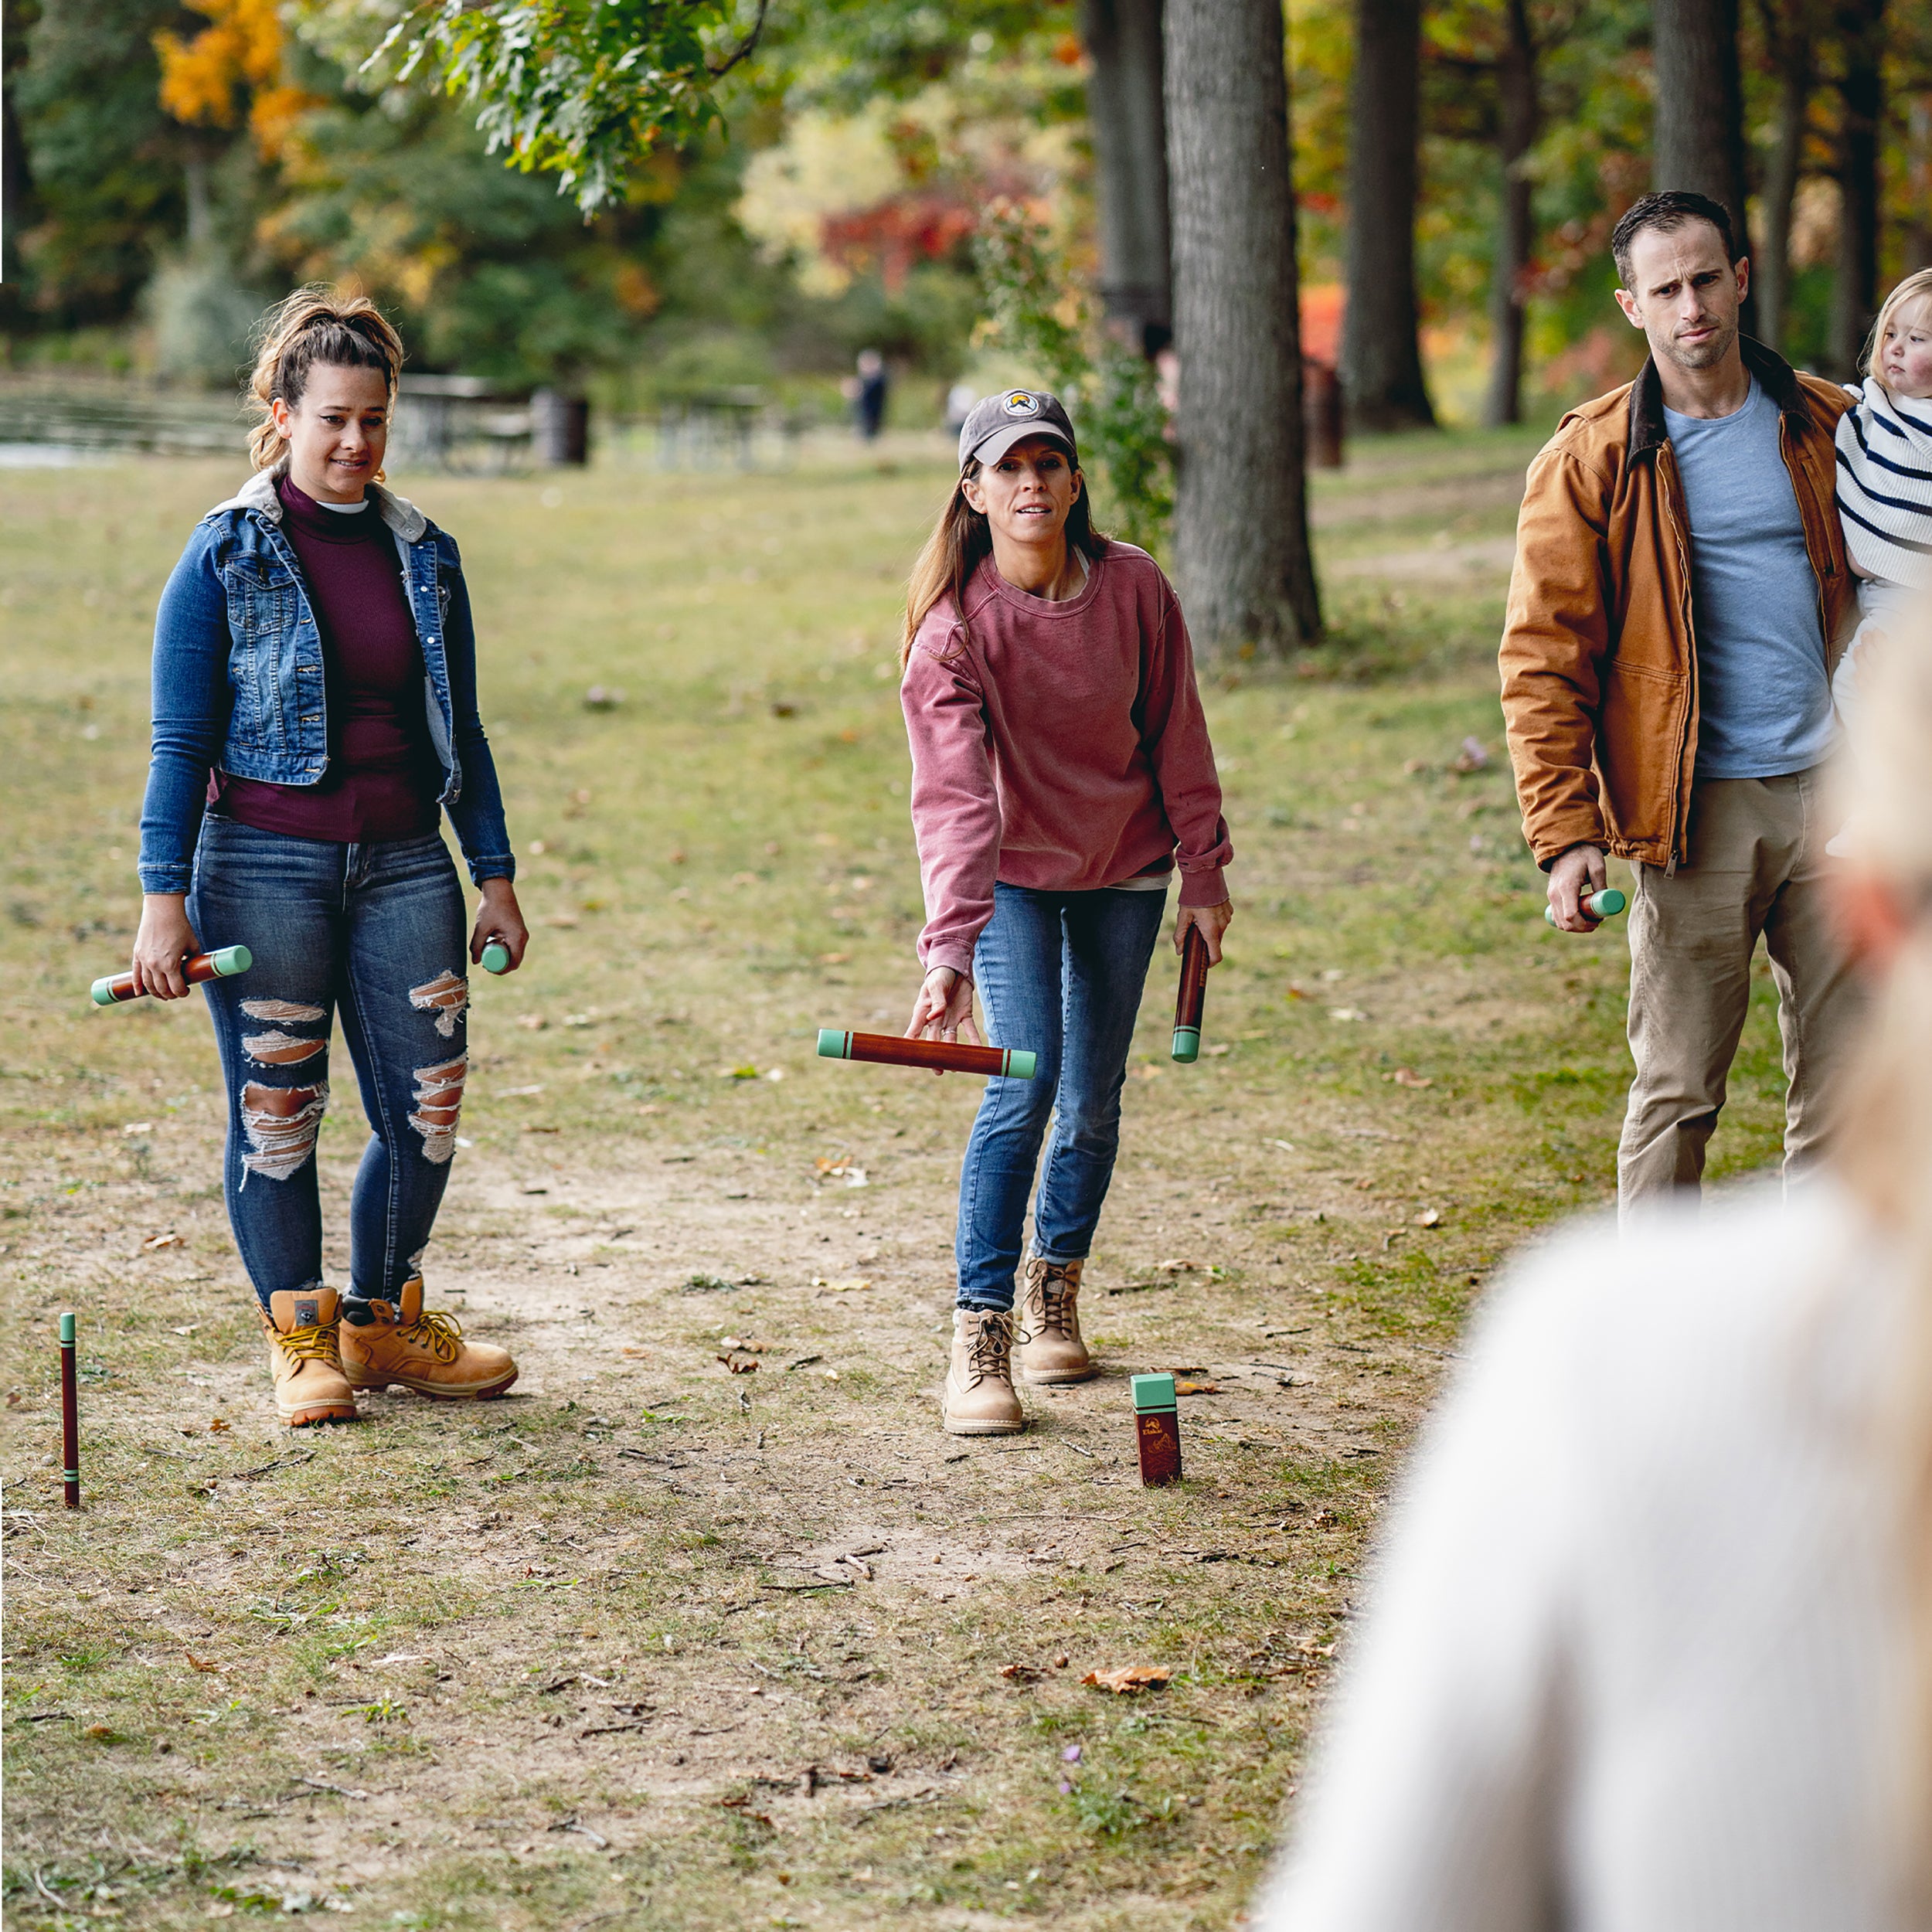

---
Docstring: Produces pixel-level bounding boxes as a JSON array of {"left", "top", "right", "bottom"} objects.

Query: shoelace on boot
[
  {"left": 1036, "top": 1270, "right": 1077, "bottom": 1340},
  {"left": 395, "top": 1308, "right": 464, "bottom": 1362},
  {"left": 965, "top": 1314, "right": 1014, "bottom": 1384},
  {"left": 277, "top": 1321, "right": 342, "bottom": 1369}
]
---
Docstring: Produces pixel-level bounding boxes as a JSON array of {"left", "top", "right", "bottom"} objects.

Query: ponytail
[{"left": 243, "top": 286, "right": 405, "bottom": 471}]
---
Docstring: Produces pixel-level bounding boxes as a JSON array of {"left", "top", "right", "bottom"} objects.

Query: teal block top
[{"left": 1131, "top": 1372, "right": 1177, "bottom": 1412}]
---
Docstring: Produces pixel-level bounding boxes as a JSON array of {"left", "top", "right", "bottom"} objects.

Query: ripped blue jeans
[{"left": 187, "top": 816, "right": 469, "bottom": 1310}]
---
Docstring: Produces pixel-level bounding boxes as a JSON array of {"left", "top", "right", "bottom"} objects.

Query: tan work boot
[
  {"left": 260, "top": 1288, "right": 359, "bottom": 1428},
  {"left": 943, "top": 1308, "right": 1024, "bottom": 1436},
  {"left": 338, "top": 1278, "right": 517, "bottom": 1400},
  {"left": 1014, "top": 1254, "right": 1097, "bottom": 1384}
]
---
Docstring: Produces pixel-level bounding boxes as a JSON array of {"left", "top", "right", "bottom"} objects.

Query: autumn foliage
[{"left": 155, "top": 0, "right": 321, "bottom": 158}]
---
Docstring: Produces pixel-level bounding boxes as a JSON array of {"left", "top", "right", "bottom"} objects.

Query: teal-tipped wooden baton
[
  {"left": 91, "top": 945, "right": 251, "bottom": 1006},
  {"left": 1543, "top": 887, "right": 1627, "bottom": 929}
]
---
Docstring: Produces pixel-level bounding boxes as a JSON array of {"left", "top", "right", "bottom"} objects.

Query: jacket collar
[
  {"left": 1628, "top": 335, "right": 1807, "bottom": 457},
  {"left": 207, "top": 458, "right": 430, "bottom": 543}
]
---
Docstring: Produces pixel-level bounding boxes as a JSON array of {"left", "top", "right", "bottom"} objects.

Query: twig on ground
[{"left": 295, "top": 1777, "right": 373, "bottom": 1800}]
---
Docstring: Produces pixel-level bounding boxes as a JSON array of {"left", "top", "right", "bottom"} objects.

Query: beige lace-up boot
[
  {"left": 260, "top": 1287, "right": 359, "bottom": 1427},
  {"left": 942, "top": 1308, "right": 1025, "bottom": 1435},
  {"left": 338, "top": 1277, "right": 518, "bottom": 1400},
  {"left": 1013, "top": 1254, "right": 1097, "bottom": 1384}
]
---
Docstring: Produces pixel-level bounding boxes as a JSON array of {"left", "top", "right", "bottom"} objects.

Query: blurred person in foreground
[{"left": 1254, "top": 628, "right": 1932, "bottom": 1930}]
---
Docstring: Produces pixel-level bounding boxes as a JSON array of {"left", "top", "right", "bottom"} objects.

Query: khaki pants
[{"left": 1617, "top": 770, "right": 1863, "bottom": 1210}]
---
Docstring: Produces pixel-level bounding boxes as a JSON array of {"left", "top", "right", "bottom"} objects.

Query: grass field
[{"left": 0, "top": 428, "right": 1798, "bottom": 1930}]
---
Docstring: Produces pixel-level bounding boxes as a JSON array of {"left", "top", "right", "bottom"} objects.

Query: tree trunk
[
  {"left": 1482, "top": 0, "right": 1537, "bottom": 428},
  {"left": 1164, "top": 0, "right": 1321, "bottom": 653},
  {"left": 1903, "top": 93, "right": 1932, "bottom": 274},
  {"left": 1080, "top": 0, "right": 1172, "bottom": 355},
  {"left": 0, "top": 0, "right": 33, "bottom": 292},
  {"left": 1342, "top": 0, "right": 1434, "bottom": 429},
  {"left": 1828, "top": 0, "right": 1885, "bottom": 379},
  {"left": 1753, "top": 22, "right": 1810, "bottom": 357},
  {"left": 1652, "top": 0, "right": 1755, "bottom": 333}
]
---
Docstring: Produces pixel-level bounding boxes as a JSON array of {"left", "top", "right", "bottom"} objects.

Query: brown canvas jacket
[{"left": 1499, "top": 337, "right": 1855, "bottom": 870}]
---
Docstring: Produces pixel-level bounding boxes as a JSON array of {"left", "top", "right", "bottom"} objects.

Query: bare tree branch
[{"left": 706, "top": 0, "right": 770, "bottom": 77}]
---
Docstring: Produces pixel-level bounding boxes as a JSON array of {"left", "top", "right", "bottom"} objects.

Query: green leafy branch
[
  {"left": 972, "top": 199, "right": 1173, "bottom": 553},
  {"left": 359, "top": 0, "right": 769, "bottom": 213}
]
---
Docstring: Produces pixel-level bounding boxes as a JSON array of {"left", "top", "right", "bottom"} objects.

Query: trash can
[
  {"left": 531, "top": 389, "right": 590, "bottom": 467},
  {"left": 1302, "top": 358, "right": 1344, "bottom": 470}
]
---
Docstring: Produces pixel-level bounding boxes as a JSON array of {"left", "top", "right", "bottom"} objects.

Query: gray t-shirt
[{"left": 1662, "top": 378, "right": 1833, "bottom": 780}]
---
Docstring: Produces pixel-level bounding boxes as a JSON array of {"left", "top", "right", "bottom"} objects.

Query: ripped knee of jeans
[
  {"left": 240, "top": 998, "right": 328, "bottom": 1070},
  {"left": 409, "top": 968, "right": 469, "bottom": 1039},
  {"left": 408, "top": 1052, "right": 467, "bottom": 1165},
  {"left": 239, "top": 1079, "right": 328, "bottom": 1183}
]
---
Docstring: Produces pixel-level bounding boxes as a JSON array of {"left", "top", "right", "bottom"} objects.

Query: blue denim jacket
[{"left": 138, "top": 465, "right": 516, "bottom": 893}]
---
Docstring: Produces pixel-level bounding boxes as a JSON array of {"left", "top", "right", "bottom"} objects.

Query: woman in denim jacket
[{"left": 131, "top": 287, "right": 525, "bottom": 1428}]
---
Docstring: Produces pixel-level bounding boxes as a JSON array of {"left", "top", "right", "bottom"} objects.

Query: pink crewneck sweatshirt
[{"left": 901, "top": 542, "right": 1231, "bottom": 975}]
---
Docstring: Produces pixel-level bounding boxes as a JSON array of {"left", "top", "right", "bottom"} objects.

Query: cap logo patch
[{"left": 1002, "top": 390, "right": 1040, "bottom": 417}]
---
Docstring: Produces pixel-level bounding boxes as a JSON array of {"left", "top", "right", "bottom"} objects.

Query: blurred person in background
[
  {"left": 944, "top": 380, "right": 979, "bottom": 440},
  {"left": 1255, "top": 619, "right": 1932, "bottom": 1931},
  {"left": 850, "top": 348, "right": 889, "bottom": 440}
]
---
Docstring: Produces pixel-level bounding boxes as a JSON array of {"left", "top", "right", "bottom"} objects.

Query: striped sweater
[{"left": 1834, "top": 375, "right": 1932, "bottom": 589}]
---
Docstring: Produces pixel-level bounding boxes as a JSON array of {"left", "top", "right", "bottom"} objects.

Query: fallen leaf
[
  {"left": 186, "top": 1653, "right": 221, "bottom": 1672},
  {"left": 998, "top": 1662, "right": 1041, "bottom": 1683},
  {"left": 817, "top": 951, "right": 849, "bottom": 965},
  {"left": 716, "top": 1354, "right": 760, "bottom": 1376},
  {"left": 516, "top": 1014, "right": 547, "bottom": 1030},
  {"left": 141, "top": 1232, "right": 182, "bottom": 1252},
  {"left": 1173, "top": 1380, "right": 1221, "bottom": 1396},
  {"left": 83, "top": 1723, "right": 119, "bottom": 1740},
  {"left": 170, "top": 1324, "right": 199, "bottom": 1336},
  {"left": 1416, "top": 1208, "right": 1442, "bottom": 1228},
  {"left": 1204, "top": 1043, "right": 1231, "bottom": 1057},
  {"left": 720, "top": 1064, "right": 760, "bottom": 1080},
  {"left": 1391, "top": 1067, "right": 1434, "bottom": 1089},
  {"left": 1328, "top": 1008, "right": 1368, "bottom": 1023},
  {"left": 1081, "top": 1665, "right": 1172, "bottom": 1696},
  {"left": 209, "top": 1417, "right": 230, "bottom": 1433},
  {"left": 122, "top": 1121, "right": 154, "bottom": 1137}
]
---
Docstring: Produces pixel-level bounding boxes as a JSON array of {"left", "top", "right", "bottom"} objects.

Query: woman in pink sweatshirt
[{"left": 900, "top": 388, "right": 1233, "bottom": 1436}]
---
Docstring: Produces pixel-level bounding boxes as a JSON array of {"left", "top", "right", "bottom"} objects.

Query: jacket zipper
[
  {"left": 1655, "top": 449, "right": 1695, "bottom": 875},
  {"left": 1780, "top": 413, "right": 1838, "bottom": 664}
]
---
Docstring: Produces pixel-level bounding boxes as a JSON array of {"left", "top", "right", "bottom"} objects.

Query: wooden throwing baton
[
  {"left": 1172, "top": 924, "right": 1211, "bottom": 1063},
  {"left": 60, "top": 1311, "right": 79, "bottom": 1509},
  {"left": 91, "top": 944, "right": 252, "bottom": 1007},
  {"left": 817, "top": 1030, "right": 1037, "bottom": 1079},
  {"left": 1543, "top": 887, "right": 1627, "bottom": 929}
]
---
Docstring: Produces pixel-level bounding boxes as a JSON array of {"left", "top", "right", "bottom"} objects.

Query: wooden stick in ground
[{"left": 60, "top": 1311, "right": 78, "bottom": 1510}]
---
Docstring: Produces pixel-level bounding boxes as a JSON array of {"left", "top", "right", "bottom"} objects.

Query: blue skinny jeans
[
  {"left": 186, "top": 816, "right": 470, "bottom": 1311},
  {"left": 955, "top": 882, "right": 1166, "bottom": 1311}
]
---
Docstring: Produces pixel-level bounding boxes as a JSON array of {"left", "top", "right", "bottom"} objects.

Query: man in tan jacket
[{"left": 1499, "top": 189, "right": 1861, "bottom": 1209}]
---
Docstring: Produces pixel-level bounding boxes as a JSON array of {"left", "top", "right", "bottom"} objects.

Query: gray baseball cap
[{"left": 957, "top": 387, "right": 1079, "bottom": 471}]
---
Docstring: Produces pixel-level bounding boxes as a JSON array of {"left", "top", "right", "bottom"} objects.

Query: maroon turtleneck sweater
[{"left": 211, "top": 477, "right": 441, "bottom": 843}]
